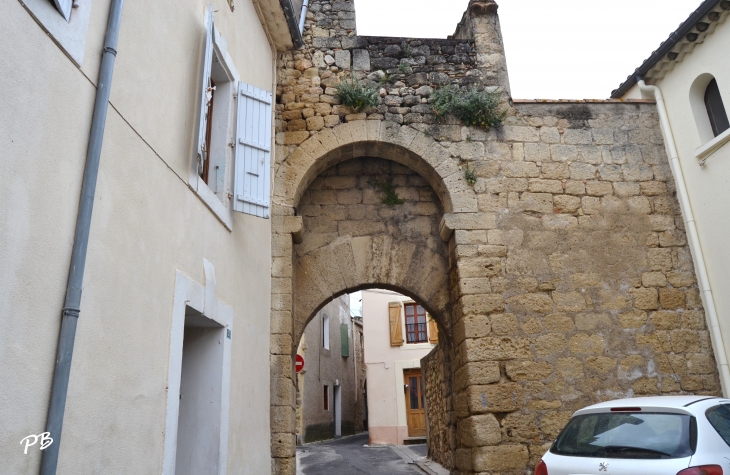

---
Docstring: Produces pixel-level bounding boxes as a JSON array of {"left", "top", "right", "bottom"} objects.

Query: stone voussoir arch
[{"left": 274, "top": 120, "right": 479, "bottom": 215}]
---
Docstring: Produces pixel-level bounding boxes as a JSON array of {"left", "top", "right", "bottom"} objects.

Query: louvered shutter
[
  {"left": 234, "top": 82, "right": 273, "bottom": 218},
  {"left": 52, "top": 0, "right": 73, "bottom": 21},
  {"left": 341, "top": 324, "right": 349, "bottom": 357},
  {"left": 428, "top": 315, "right": 439, "bottom": 344},
  {"left": 194, "top": 6, "right": 215, "bottom": 178},
  {"left": 389, "top": 302, "right": 404, "bottom": 347}
]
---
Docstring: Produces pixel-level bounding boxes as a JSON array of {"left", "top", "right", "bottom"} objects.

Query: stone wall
[
  {"left": 292, "top": 156, "right": 451, "bottom": 346},
  {"left": 449, "top": 101, "right": 721, "bottom": 473},
  {"left": 270, "top": 1, "right": 723, "bottom": 474},
  {"left": 422, "top": 341, "right": 455, "bottom": 470},
  {"left": 276, "top": 0, "right": 482, "bottom": 141}
]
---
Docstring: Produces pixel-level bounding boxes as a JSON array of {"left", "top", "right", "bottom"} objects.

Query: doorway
[{"left": 403, "top": 368, "right": 426, "bottom": 437}]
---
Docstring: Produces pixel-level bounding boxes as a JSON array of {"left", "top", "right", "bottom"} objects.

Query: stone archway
[{"left": 270, "top": 120, "right": 480, "bottom": 475}]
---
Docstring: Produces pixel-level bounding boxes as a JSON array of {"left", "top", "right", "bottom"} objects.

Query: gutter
[
  {"left": 298, "top": 0, "right": 310, "bottom": 35},
  {"left": 611, "top": 0, "right": 723, "bottom": 98},
  {"left": 40, "top": 0, "right": 124, "bottom": 473},
  {"left": 637, "top": 77, "right": 730, "bottom": 397},
  {"left": 280, "top": 0, "right": 304, "bottom": 48}
]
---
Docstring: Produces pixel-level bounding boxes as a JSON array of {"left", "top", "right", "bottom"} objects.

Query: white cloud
[{"left": 355, "top": 0, "right": 703, "bottom": 98}]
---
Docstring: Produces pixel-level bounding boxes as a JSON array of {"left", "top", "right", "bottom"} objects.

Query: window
[
  {"left": 50, "top": 0, "right": 73, "bottom": 21},
  {"left": 323, "top": 385, "right": 329, "bottom": 411},
  {"left": 404, "top": 303, "right": 428, "bottom": 344},
  {"left": 551, "top": 412, "right": 694, "bottom": 459},
  {"left": 706, "top": 404, "right": 730, "bottom": 447},
  {"left": 322, "top": 314, "right": 330, "bottom": 350},
  {"left": 21, "top": 0, "right": 92, "bottom": 64},
  {"left": 190, "top": 7, "right": 273, "bottom": 225},
  {"left": 705, "top": 79, "right": 730, "bottom": 137}
]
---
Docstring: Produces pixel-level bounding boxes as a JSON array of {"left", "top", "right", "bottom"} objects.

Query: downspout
[
  {"left": 40, "top": 0, "right": 124, "bottom": 473},
  {"left": 298, "top": 0, "right": 309, "bottom": 35},
  {"left": 637, "top": 77, "right": 730, "bottom": 397}
]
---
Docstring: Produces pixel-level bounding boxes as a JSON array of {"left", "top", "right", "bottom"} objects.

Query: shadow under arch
[
  {"left": 274, "top": 120, "right": 479, "bottom": 215},
  {"left": 293, "top": 283, "right": 453, "bottom": 356}
]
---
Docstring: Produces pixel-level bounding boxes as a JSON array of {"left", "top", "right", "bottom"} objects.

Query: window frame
[
  {"left": 404, "top": 303, "right": 428, "bottom": 344},
  {"left": 20, "top": 0, "right": 93, "bottom": 65},
  {"left": 188, "top": 8, "right": 240, "bottom": 230},
  {"left": 705, "top": 78, "right": 730, "bottom": 138}
]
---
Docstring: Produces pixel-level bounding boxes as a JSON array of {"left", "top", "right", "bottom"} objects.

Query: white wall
[
  {"left": 651, "top": 20, "right": 730, "bottom": 378},
  {"left": 362, "top": 290, "right": 435, "bottom": 445},
  {"left": 0, "top": 0, "right": 275, "bottom": 472}
]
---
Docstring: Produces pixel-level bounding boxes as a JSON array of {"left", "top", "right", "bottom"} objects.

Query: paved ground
[{"left": 296, "top": 433, "right": 425, "bottom": 475}]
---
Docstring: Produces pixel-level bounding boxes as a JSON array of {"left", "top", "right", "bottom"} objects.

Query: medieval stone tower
[{"left": 269, "top": 1, "right": 721, "bottom": 473}]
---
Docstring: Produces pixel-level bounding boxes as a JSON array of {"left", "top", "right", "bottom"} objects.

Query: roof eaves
[{"left": 611, "top": 0, "right": 725, "bottom": 98}]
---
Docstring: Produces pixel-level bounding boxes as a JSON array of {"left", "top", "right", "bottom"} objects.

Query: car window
[
  {"left": 551, "top": 412, "right": 693, "bottom": 459},
  {"left": 706, "top": 404, "right": 730, "bottom": 447}
]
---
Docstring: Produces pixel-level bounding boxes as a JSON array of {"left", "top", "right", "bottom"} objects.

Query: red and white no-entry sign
[{"left": 295, "top": 354, "right": 305, "bottom": 373}]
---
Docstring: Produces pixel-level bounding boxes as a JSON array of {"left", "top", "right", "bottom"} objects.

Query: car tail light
[
  {"left": 535, "top": 460, "right": 548, "bottom": 475},
  {"left": 676, "top": 466, "right": 724, "bottom": 475}
]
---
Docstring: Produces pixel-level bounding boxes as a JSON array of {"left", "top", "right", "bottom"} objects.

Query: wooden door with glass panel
[{"left": 404, "top": 368, "right": 426, "bottom": 437}]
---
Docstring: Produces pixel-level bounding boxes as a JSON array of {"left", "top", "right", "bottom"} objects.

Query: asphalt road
[{"left": 296, "top": 433, "right": 425, "bottom": 475}]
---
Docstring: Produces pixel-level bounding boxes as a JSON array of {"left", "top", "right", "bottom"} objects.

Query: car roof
[{"left": 574, "top": 396, "right": 728, "bottom": 416}]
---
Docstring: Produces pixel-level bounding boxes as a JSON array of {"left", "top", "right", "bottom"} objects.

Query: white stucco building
[
  {"left": 361, "top": 289, "right": 438, "bottom": 446},
  {"left": 0, "top": 0, "right": 303, "bottom": 473},
  {"left": 614, "top": 0, "right": 730, "bottom": 394}
]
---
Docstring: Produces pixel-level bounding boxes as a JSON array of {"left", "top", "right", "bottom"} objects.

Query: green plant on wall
[
  {"left": 367, "top": 179, "right": 405, "bottom": 206},
  {"left": 430, "top": 85, "right": 507, "bottom": 130},
  {"left": 398, "top": 63, "right": 411, "bottom": 74},
  {"left": 463, "top": 162, "right": 477, "bottom": 186},
  {"left": 335, "top": 78, "right": 380, "bottom": 112}
]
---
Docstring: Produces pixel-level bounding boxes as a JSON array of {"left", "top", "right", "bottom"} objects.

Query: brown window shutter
[
  {"left": 428, "top": 315, "right": 439, "bottom": 344},
  {"left": 389, "top": 302, "right": 404, "bottom": 347}
]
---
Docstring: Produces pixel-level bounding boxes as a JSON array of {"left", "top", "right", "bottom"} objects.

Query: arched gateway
[{"left": 270, "top": 120, "right": 478, "bottom": 474}]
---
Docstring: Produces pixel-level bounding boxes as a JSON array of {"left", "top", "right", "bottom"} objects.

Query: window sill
[
  {"left": 190, "top": 176, "right": 233, "bottom": 231},
  {"left": 402, "top": 342, "right": 435, "bottom": 350},
  {"left": 696, "top": 127, "right": 730, "bottom": 163}
]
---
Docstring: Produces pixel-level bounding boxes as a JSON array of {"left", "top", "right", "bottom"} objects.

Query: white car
[{"left": 536, "top": 396, "right": 730, "bottom": 475}]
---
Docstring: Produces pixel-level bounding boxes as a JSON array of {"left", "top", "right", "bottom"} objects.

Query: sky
[{"left": 356, "top": 0, "right": 704, "bottom": 99}]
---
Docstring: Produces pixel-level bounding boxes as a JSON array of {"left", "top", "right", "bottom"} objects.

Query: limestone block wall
[
  {"left": 293, "top": 157, "right": 451, "bottom": 348},
  {"left": 448, "top": 101, "right": 721, "bottom": 473},
  {"left": 269, "top": 0, "right": 723, "bottom": 473},
  {"left": 422, "top": 342, "right": 455, "bottom": 470}
]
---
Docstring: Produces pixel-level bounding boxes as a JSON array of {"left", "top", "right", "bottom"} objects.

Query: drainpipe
[
  {"left": 40, "top": 0, "right": 124, "bottom": 473},
  {"left": 298, "top": 0, "right": 309, "bottom": 35},
  {"left": 637, "top": 77, "right": 730, "bottom": 397}
]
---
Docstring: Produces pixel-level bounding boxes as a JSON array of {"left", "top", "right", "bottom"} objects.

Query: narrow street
[{"left": 296, "top": 433, "right": 427, "bottom": 475}]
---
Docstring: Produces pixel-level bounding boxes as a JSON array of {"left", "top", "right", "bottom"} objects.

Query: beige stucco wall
[
  {"left": 650, "top": 20, "right": 730, "bottom": 379},
  {"left": 362, "top": 290, "right": 436, "bottom": 445},
  {"left": 0, "top": 0, "right": 275, "bottom": 473}
]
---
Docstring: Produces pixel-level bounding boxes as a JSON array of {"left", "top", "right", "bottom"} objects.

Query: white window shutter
[
  {"left": 234, "top": 82, "right": 273, "bottom": 218},
  {"left": 194, "top": 6, "right": 215, "bottom": 176},
  {"left": 52, "top": 0, "right": 73, "bottom": 21}
]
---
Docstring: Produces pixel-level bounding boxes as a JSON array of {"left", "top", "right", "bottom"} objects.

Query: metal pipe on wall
[
  {"left": 637, "top": 77, "right": 730, "bottom": 397},
  {"left": 298, "top": 0, "right": 309, "bottom": 35},
  {"left": 40, "top": 0, "right": 125, "bottom": 473}
]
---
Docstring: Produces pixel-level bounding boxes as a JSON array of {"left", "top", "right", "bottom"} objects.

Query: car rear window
[
  {"left": 706, "top": 404, "right": 730, "bottom": 447},
  {"left": 551, "top": 412, "right": 693, "bottom": 459}
]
